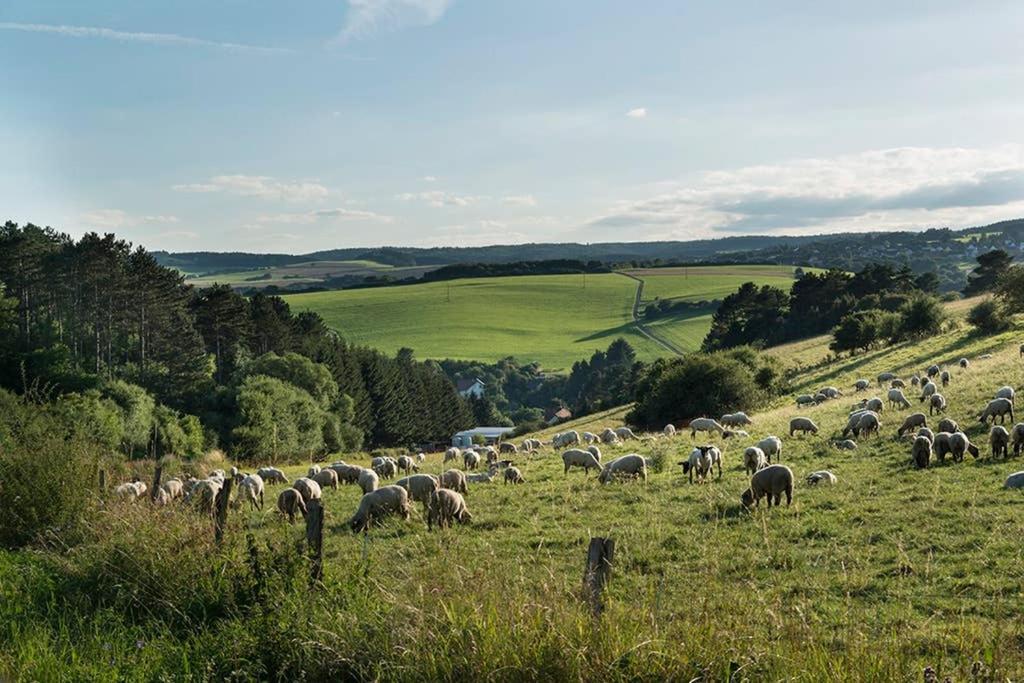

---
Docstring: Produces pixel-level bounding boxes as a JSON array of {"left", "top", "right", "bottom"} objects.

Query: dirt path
[{"left": 616, "top": 271, "right": 686, "bottom": 356}]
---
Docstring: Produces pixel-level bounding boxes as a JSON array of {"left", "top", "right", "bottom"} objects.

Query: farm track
[{"left": 616, "top": 271, "right": 686, "bottom": 356}]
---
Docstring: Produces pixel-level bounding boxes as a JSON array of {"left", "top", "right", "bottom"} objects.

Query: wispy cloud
[
  {"left": 173, "top": 175, "right": 329, "bottom": 202},
  {"left": 0, "top": 22, "right": 288, "bottom": 54},
  {"left": 80, "top": 209, "right": 179, "bottom": 229},
  {"left": 502, "top": 194, "right": 537, "bottom": 207},
  {"left": 395, "top": 190, "right": 478, "bottom": 207},
  {"left": 256, "top": 207, "right": 393, "bottom": 224},
  {"left": 335, "top": 0, "right": 454, "bottom": 43},
  {"left": 626, "top": 107, "right": 647, "bottom": 119}
]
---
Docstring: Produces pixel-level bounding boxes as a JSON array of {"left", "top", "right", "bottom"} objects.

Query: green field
[
  {"left": 283, "top": 266, "right": 810, "bottom": 369},
  {"left": 186, "top": 260, "right": 434, "bottom": 289}
]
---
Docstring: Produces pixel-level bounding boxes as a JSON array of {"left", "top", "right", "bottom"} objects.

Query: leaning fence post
[
  {"left": 306, "top": 499, "right": 324, "bottom": 587},
  {"left": 583, "top": 536, "right": 615, "bottom": 616},
  {"left": 98, "top": 468, "right": 106, "bottom": 493},
  {"left": 214, "top": 477, "right": 233, "bottom": 545},
  {"left": 150, "top": 465, "right": 163, "bottom": 503}
]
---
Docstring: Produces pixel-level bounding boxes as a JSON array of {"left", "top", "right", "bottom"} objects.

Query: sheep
[
  {"left": 980, "top": 353, "right": 994, "bottom": 360},
  {"left": 562, "top": 448, "right": 602, "bottom": 475},
  {"left": 185, "top": 479, "right": 221, "bottom": 516},
  {"left": 357, "top": 468, "right": 380, "bottom": 494},
  {"left": 853, "top": 412, "right": 881, "bottom": 439},
  {"left": 854, "top": 379, "right": 870, "bottom": 392},
  {"left": 833, "top": 439, "right": 857, "bottom": 450},
  {"left": 440, "top": 469, "right": 468, "bottom": 494},
  {"left": 504, "top": 466, "right": 525, "bottom": 485},
  {"left": 937, "top": 417, "right": 959, "bottom": 434},
  {"left": 552, "top": 431, "right": 581, "bottom": 448},
  {"left": 463, "top": 450, "right": 481, "bottom": 471},
  {"left": 395, "top": 455, "right": 418, "bottom": 475},
  {"left": 990, "top": 425, "right": 1011, "bottom": 459},
  {"left": 308, "top": 465, "right": 321, "bottom": 477},
  {"left": 741, "top": 465, "right": 794, "bottom": 509},
  {"left": 663, "top": 423, "right": 676, "bottom": 436},
  {"left": 466, "top": 469, "right": 497, "bottom": 484},
  {"left": 940, "top": 370, "right": 951, "bottom": 387},
  {"left": 688, "top": 417, "right": 725, "bottom": 438},
  {"left": 1004, "top": 471, "right": 1024, "bottom": 489},
  {"left": 599, "top": 428, "right": 620, "bottom": 444},
  {"left": 887, "top": 388, "right": 911, "bottom": 410},
  {"left": 525, "top": 438, "right": 542, "bottom": 451},
  {"left": 615, "top": 426, "right": 639, "bottom": 440},
  {"left": 237, "top": 474, "right": 265, "bottom": 511},
  {"left": 911, "top": 375, "right": 921, "bottom": 387},
  {"left": 926, "top": 364, "right": 940, "bottom": 378},
  {"left": 598, "top": 454, "right": 648, "bottom": 484},
  {"left": 257, "top": 467, "right": 288, "bottom": 485},
  {"left": 806, "top": 471, "right": 837, "bottom": 486},
  {"left": 723, "top": 429, "right": 750, "bottom": 439},
  {"left": 499, "top": 442, "right": 518, "bottom": 455},
  {"left": 161, "top": 478, "right": 184, "bottom": 501},
  {"left": 959, "top": 357, "right": 969, "bottom": 369},
  {"left": 743, "top": 446, "right": 768, "bottom": 475},
  {"left": 276, "top": 488, "right": 307, "bottom": 524},
  {"left": 115, "top": 481, "right": 147, "bottom": 501},
  {"left": 789, "top": 417, "right": 818, "bottom": 437},
  {"left": 292, "top": 477, "right": 322, "bottom": 504},
  {"left": 911, "top": 435, "right": 932, "bottom": 469},
  {"left": 372, "top": 457, "right": 398, "bottom": 480},
  {"left": 865, "top": 397, "right": 884, "bottom": 413},
  {"left": 416, "top": 452, "right": 426, "bottom": 462},
  {"left": 152, "top": 487, "right": 171, "bottom": 507},
  {"left": 978, "top": 398, "right": 1014, "bottom": 425},
  {"left": 890, "top": 378, "right": 906, "bottom": 389},
  {"left": 580, "top": 431, "right": 597, "bottom": 444},
  {"left": 919, "top": 381, "right": 937, "bottom": 403},
  {"left": 897, "top": 412, "right": 927, "bottom": 437},
  {"left": 842, "top": 410, "right": 874, "bottom": 438},
  {"left": 329, "top": 463, "right": 361, "bottom": 485},
  {"left": 426, "top": 488, "right": 472, "bottom": 530},
  {"left": 949, "top": 432, "right": 980, "bottom": 462},
  {"left": 995, "top": 386, "right": 1016, "bottom": 404},
  {"left": 917, "top": 427, "right": 935, "bottom": 443},
  {"left": 312, "top": 468, "right": 339, "bottom": 492},
  {"left": 444, "top": 447, "right": 461, "bottom": 464},
  {"left": 1010, "top": 423, "right": 1024, "bottom": 456},
  {"left": 721, "top": 412, "right": 753, "bottom": 427},
  {"left": 394, "top": 473, "right": 440, "bottom": 505},
  {"left": 928, "top": 393, "right": 947, "bottom": 415},
  {"left": 347, "top": 485, "right": 411, "bottom": 533},
  {"left": 756, "top": 436, "right": 783, "bottom": 463},
  {"left": 877, "top": 372, "right": 896, "bottom": 386},
  {"left": 795, "top": 394, "right": 817, "bottom": 407},
  {"left": 933, "top": 432, "right": 954, "bottom": 462},
  {"left": 680, "top": 445, "right": 722, "bottom": 483}
]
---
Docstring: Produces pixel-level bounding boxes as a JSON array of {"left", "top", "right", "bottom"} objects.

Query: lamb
[
  {"left": 806, "top": 471, "right": 837, "bottom": 486},
  {"left": 663, "top": 423, "right": 676, "bottom": 437},
  {"left": 789, "top": 417, "right": 818, "bottom": 437},
  {"left": 919, "top": 381, "right": 937, "bottom": 403},
  {"left": 115, "top": 481, "right": 147, "bottom": 501},
  {"left": 928, "top": 393, "right": 947, "bottom": 415},
  {"left": 308, "top": 465, "right": 321, "bottom": 477},
  {"left": 426, "top": 488, "right": 472, "bottom": 530},
  {"left": 897, "top": 412, "right": 927, "bottom": 437},
  {"left": 755, "top": 436, "right": 783, "bottom": 463},
  {"left": 440, "top": 469, "right": 468, "bottom": 494},
  {"left": 937, "top": 417, "right": 959, "bottom": 434},
  {"left": 237, "top": 474, "right": 265, "bottom": 511},
  {"left": 742, "top": 446, "right": 768, "bottom": 475},
  {"left": 257, "top": 467, "right": 288, "bottom": 485},
  {"left": 833, "top": 439, "right": 858, "bottom": 450},
  {"left": 598, "top": 454, "right": 648, "bottom": 484},
  {"left": 721, "top": 412, "right": 753, "bottom": 427},
  {"left": 463, "top": 450, "right": 481, "bottom": 471},
  {"left": 741, "top": 465, "right": 794, "bottom": 509},
  {"left": 1004, "top": 471, "right": 1024, "bottom": 489},
  {"left": 444, "top": 447, "right": 461, "bottom": 463},
  {"left": 688, "top": 417, "right": 725, "bottom": 438},
  {"left": 995, "top": 386, "right": 1016, "bottom": 403},
  {"left": 312, "top": 468, "right": 339, "bottom": 492},
  {"left": 504, "top": 466, "right": 525, "bottom": 485},
  {"left": 887, "top": 388, "right": 911, "bottom": 409},
  {"left": 499, "top": 442, "right": 518, "bottom": 454},
  {"left": 1011, "top": 423, "right": 1024, "bottom": 456},
  {"left": 940, "top": 370, "right": 951, "bottom": 387},
  {"left": 853, "top": 412, "right": 881, "bottom": 439},
  {"left": 615, "top": 426, "right": 639, "bottom": 440},
  {"left": 396, "top": 455, "right": 419, "bottom": 475},
  {"left": 357, "top": 468, "right": 380, "bottom": 494},
  {"left": 276, "top": 488, "right": 307, "bottom": 524},
  {"left": 347, "top": 485, "right": 411, "bottom": 533},
  {"left": 877, "top": 372, "right": 896, "bottom": 386},
  {"left": 600, "top": 428, "right": 620, "bottom": 444},
  {"left": 795, "top": 394, "right": 817, "bottom": 407},
  {"left": 292, "top": 477, "right": 322, "bottom": 504},
  {"left": 959, "top": 357, "right": 969, "bottom": 369},
  {"left": 949, "top": 432, "right": 980, "bottom": 461},
  {"left": 562, "top": 448, "right": 602, "bottom": 475},
  {"left": 582, "top": 431, "right": 598, "bottom": 444},
  {"left": 394, "top": 473, "right": 440, "bottom": 505},
  {"left": 990, "top": 425, "right": 1011, "bottom": 459},
  {"left": 854, "top": 379, "right": 870, "bottom": 392},
  {"left": 911, "top": 435, "right": 932, "bottom": 469},
  {"left": 978, "top": 398, "right": 1014, "bottom": 424},
  {"left": 680, "top": 445, "right": 722, "bottom": 483}
]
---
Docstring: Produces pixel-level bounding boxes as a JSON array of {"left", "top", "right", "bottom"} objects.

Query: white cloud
[
  {"left": 80, "top": 209, "right": 179, "bottom": 229},
  {"left": 421, "top": 175, "right": 438, "bottom": 182},
  {"left": 256, "top": 207, "right": 393, "bottom": 224},
  {"left": 173, "top": 175, "right": 329, "bottom": 202},
  {"left": 157, "top": 230, "right": 199, "bottom": 240},
  {"left": 0, "top": 22, "right": 286, "bottom": 53},
  {"left": 626, "top": 107, "right": 647, "bottom": 119},
  {"left": 502, "top": 194, "right": 538, "bottom": 207},
  {"left": 586, "top": 145, "right": 1024, "bottom": 238},
  {"left": 395, "top": 190, "right": 478, "bottom": 207},
  {"left": 335, "top": 0, "right": 454, "bottom": 43},
  {"left": 428, "top": 222, "right": 531, "bottom": 247}
]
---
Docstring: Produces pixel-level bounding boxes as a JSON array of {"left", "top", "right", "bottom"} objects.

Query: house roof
[
  {"left": 455, "top": 377, "right": 484, "bottom": 392},
  {"left": 454, "top": 427, "right": 514, "bottom": 438},
  {"left": 553, "top": 408, "right": 572, "bottom": 419}
]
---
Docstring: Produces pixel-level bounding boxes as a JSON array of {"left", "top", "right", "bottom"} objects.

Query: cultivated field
[
  {"left": 624, "top": 264, "right": 808, "bottom": 304},
  {"left": 186, "top": 259, "right": 435, "bottom": 289}
]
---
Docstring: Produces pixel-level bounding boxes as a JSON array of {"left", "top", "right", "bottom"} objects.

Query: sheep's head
[
  {"left": 968, "top": 444, "right": 981, "bottom": 458},
  {"left": 740, "top": 489, "right": 755, "bottom": 509}
]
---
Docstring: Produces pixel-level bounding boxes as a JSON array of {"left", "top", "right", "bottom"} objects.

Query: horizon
[{"left": 4, "top": 1, "right": 1024, "bottom": 252}]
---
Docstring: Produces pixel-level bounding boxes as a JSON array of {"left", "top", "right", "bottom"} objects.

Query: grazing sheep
[
  {"left": 926, "top": 364, "right": 940, "bottom": 378},
  {"left": 743, "top": 446, "right": 768, "bottom": 475},
  {"left": 444, "top": 447, "right": 461, "bottom": 464},
  {"left": 466, "top": 469, "right": 497, "bottom": 484},
  {"left": 933, "top": 432, "right": 953, "bottom": 462},
  {"left": 991, "top": 425, "right": 1011, "bottom": 459},
  {"left": 842, "top": 410, "right": 874, "bottom": 438},
  {"left": 426, "top": 488, "right": 472, "bottom": 530},
  {"left": 865, "top": 397, "right": 884, "bottom": 413},
  {"left": 919, "top": 381, "right": 937, "bottom": 403},
  {"left": 161, "top": 478, "right": 184, "bottom": 501},
  {"left": 723, "top": 429, "right": 750, "bottom": 439},
  {"left": 394, "top": 473, "right": 440, "bottom": 505},
  {"left": 330, "top": 463, "right": 361, "bottom": 485},
  {"left": 184, "top": 479, "right": 221, "bottom": 516},
  {"left": 887, "top": 388, "right": 911, "bottom": 410},
  {"left": 257, "top": 467, "right": 288, "bottom": 485},
  {"left": 152, "top": 487, "right": 171, "bottom": 507},
  {"left": 440, "top": 469, "right": 468, "bottom": 494},
  {"left": 995, "top": 386, "right": 1016, "bottom": 403},
  {"left": 663, "top": 423, "right": 676, "bottom": 437},
  {"left": 741, "top": 465, "right": 794, "bottom": 509},
  {"left": 910, "top": 375, "right": 921, "bottom": 387},
  {"left": 1010, "top": 423, "right": 1024, "bottom": 456},
  {"left": 911, "top": 435, "right": 932, "bottom": 469},
  {"left": 890, "top": 378, "right": 906, "bottom": 389},
  {"left": 580, "top": 431, "right": 597, "bottom": 444},
  {"left": 937, "top": 417, "right": 959, "bottom": 434},
  {"left": 789, "top": 417, "right": 819, "bottom": 437},
  {"left": 599, "top": 427, "right": 620, "bottom": 444},
  {"left": 928, "top": 393, "right": 947, "bottom": 415},
  {"left": 552, "top": 431, "right": 581, "bottom": 448},
  {"left": 372, "top": 457, "right": 398, "bottom": 480},
  {"left": 276, "top": 488, "right": 306, "bottom": 524},
  {"left": 795, "top": 394, "right": 817, "bottom": 407},
  {"left": 562, "top": 448, "right": 602, "bottom": 475},
  {"left": 312, "top": 468, "right": 339, "bottom": 492},
  {"left": 238, "top": 474, "right": 265, "bottom": 511},
  {"left": 598, "top": 454, "right": 648, "bottom": 484},
  {"left": 897, "top": 413, "right": 928, "bottom": 437},
  {"left": 358, "top": 468, "right": 380, "bottom": 494},
  {"left": 499, "top": 442, "right": 518, "bottom": 455},
  {"left": 940, "top": 370, "right": 951, "bottom": 387},
  {"left": 959, "top": 357, "right": 969, "bottom": 369},
  {"left": 949, "top": 432, "right": 980, "bottom": 462},
  {"left": 308, "top": 465, "right": 321, "bottom": 477},
  {"left": 463, "top": 450, "right": 481, "bottom": 471},
  {"left": 680, "top": 445, "right": 722, "bottom": 483},
  {"left": 1004, "top": 471, "right": 1024, "bottom": 489},
  {"left": 917, "top": 427, "right": 935, "bottom": 443},
  {"left": 854, "top": 412, "right": 882, "bottom": 439},
  {"left": 615, "top": 426, "right": 639, "bottom": 440},
  {"left": 721, "top": 412, "right": 754, "bottom": 427},
  {"left": 877, "top": 372, "right": 896, "bottom": 386},
  {"left": 854, "top": 379, "right": 870, "bottom": 392},
  {"left": 347, "top": 485, "right": 411, "bottom": 533},
  {"left": 756, "top": 436, "right": 783, "bottom": 463},
  {"left": 833, "top": 439, "right": 857, "bottom": 450},
  {"left": 688, "top": 417, "right": 725, "bottom": 438},
  {"left": 115, "top": 481, "right": 147, "bottom": 501},
  {"left": 806, "top": 470, "right": 837, "bottom": 486},
  {"left": 416, "top": 452, "right": 426, "bottom": 462},
  {"left": 980, "top": 353, "right": 994, "bottom": 360},
  {"left": 504, "top": 466, "right": 525, "bottom": 485},
  {"left": 292, "top": 478, "right": 322, "bottom": 504},
  {"left": 978, "top": 398, "right": 1014, "bottom": 424},
  {"left": 396, "top": 455, "right": 419, "bottom": 475}
]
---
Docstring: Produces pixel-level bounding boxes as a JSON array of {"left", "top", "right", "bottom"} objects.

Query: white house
[
  {"left": 451, "top": 427, "right": 514, "bottom": 448},
  {"left": 455, "top": 377, "right": 485, "bottom": 399}
]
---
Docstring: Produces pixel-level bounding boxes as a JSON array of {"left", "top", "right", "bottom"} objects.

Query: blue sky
[{"left": 3, "top": 1, "right": 1024, "bottom": 253}]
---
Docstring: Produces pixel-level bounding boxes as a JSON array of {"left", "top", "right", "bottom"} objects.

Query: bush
[
  {"left": 830, "top": 309, "right": 900, "bottom": 353},
  {"left": 967, "top": 298, "right": 1011, "bottom": 334},
  {"left": 898, "top": 294, "right": 947, "bottom": 338}
]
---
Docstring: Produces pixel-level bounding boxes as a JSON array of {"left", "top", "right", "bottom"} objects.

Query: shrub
[
  {"left": 830, "top": 309, "right": 899, "bottom": 353},
  {"left": 967, "top": 298, "right": 1011, "bottom": 334},
  {"left": 898, "top": 294, "right": 947, "bottom": 338}
]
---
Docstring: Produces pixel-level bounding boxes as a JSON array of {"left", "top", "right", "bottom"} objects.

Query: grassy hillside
[
  {"left": 625, "top": 264, "right": 807, "bottom": 303},
  {"left": 186, "top": 259, "right": 435, "bottom": 289}
]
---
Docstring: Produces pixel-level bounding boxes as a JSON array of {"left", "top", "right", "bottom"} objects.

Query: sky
[{"left": 3, "top": 0, "right": 1024, "bottom": 253}]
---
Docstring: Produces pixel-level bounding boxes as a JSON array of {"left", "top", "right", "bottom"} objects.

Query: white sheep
[
  {"left": 276, "top": 488, "right": 306, "bottom": 524},
  {"left": 426, "top": 488, "right": 472, "bottom": 530},
  {"left": 949, "top": 432, "right": 980, "bottom": 462},
  {"left": 562, "top": 448, "right": 602, "bottom": 475},
  {"left": 504, "top": 466, "right": 525, "bottom": 485},
  {"left": 937, "top": 417, "right": 959, "bottom": 434},
  {"left": 854, "top": 412, "right": 881, "bottom": 438},
  {"left": 115, "top": 481, "right": 148, "bottom": 501},
  {"left": 755, "top": 436, "right": 783, "bottom": 463},
  {"left": 959, "top": 357, "right": 969, "bottom": 369},
  {"left": 933, "top": 432, "right": 954, "bottom": 462},
  {"left": 928, "top": 393, "right": 947, "bottom": 415},
  {"left": 396, "top": 455, "right": 419, "bottom": 474},
  {"left": 911, "top": 435, "right": 932, "bottom": 469},
  {"left": 312, "top": 468, "right": 339, "bottom": 491},
  {"left": 1011, "top": 422, "right": 1024, "bottom": 456},
  {"left": 238, "top": 474, "right": 265, "bottom": 511},
  {"left": 307, "top": 465, "right": 321, "bottom": 477},
  {"left": 680, "top": 445, "right": 722, "bottom": 483},
  {"left": 795, "top": 394, "right": 817, "bottom": 407},
  {"left": 887, "top": 388, "right": 911, "bottom": 410},
  {"left": 161, "top": 478, "right": 184, "bottom": 501},
  {"left": 292, "top": 477, "right": 322, "bottom": 504},
  {"left": 995, "top": 386, "right": 1016, "bottom": 403},
  {"left": 598, "top": 454, "right": 648, "bottom": 484},
  {"left": 257, "top": 467, "right": 288, "bottom": 485},
  {"left": 897, "top": 412, "right": 927, "bottom": 437},
  {"left": 663, "top": 423, "right": 676, "bottom": 436},
  {"left": 741, "top": 465, "right": 794, "bottom": 508},
  {"left": 789, "top": 417, "right": 818, "bottom": 437},
  {"left": 615, "top": 426, "right": 639, "bottom": 440},
  {"left": 372, "top": 457, "right": 398, "bottom": 480},
  {"left": 723, "top": 429, "right": 750, "bottom": 439},
  {"left": 444, "top": 447, "right": 461, "bottom": 464},
  {"left": 743, "top": 446, "right": 768, "bottom": 475},
  {"left": 358, "top": 468, "right": 380, "bottom": 494},
  {"left": 462, "top": 450, "right": 481, "bottom": 471},
  {"left": 854, "top": 379, "right": 870, "bottom": 392},
  {"left": 877, "top": 372, "right": 896, "bottom": 386},
  {"left": 833, "top": 439, "right": 857, "bottom": 450},
  {"left": 990, "top": 425, "right": 1010, "bottom": 459},
  {"left": 440, "top": 469, "right": 468, "bottom": 494},
  {"left": 688, "top": 417, "right": 725, "bottom": 438},
  {"left": 347, "top": 485, "right": 411, "bottom": 533},
  {"left": 890, "top": 378, "right": 905, "bottom": 389},
  {"left": 394, "top": 473, "right": 440, "bottom": 505},
  {"left": 552, "top": 431, "right": 581, "bottom": 448},
  {"left": 978, "top": 398, "right": 1014, "bottom": 424},
  {"left": 599, "top": 427, "right": 620, "bottom": 444},
  {"left": 919, "top": 381, "right": 937, "bottom": 403},
  {"left": 806, "top": 470, "right": 837, "bottom": 486},
  {"left": 466, "top": 468, "right": 497, "bottom": 484},
  {"left": 721, "top": 412, "right": 753, "bottom": 427},
  {"left": 1004, "top": 471, "right": 1024, "bottom": 489},
  {"left": 940, "top": 370, "right": 951, "bottom": 387}
]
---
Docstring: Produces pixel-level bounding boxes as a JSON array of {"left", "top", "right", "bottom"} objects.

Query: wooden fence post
[
  {"left": 214, "top": 477, "right": 233, "bottom": 545},
  {"left": 583, "top": 537, "right": 615, "bottom": 616},
  {"left": 306, "top": 499, "right": 324, "bottom": 587},
  {"left": 98, "top": 468, "right": 106, "bottom": 493},
  {"left": 150, "top": 465, "right": 163, "bottom": 503}
]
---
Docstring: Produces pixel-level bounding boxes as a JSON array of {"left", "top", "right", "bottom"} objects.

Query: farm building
[
  {"left": 545, "top": 407, "right": 572, "bottom": 425},
  {"left": 455, "top": 377, "right": 486, "bottom": 398},
  {"left": 451, "top": 427, "right": 514, "bottom": 448}
]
